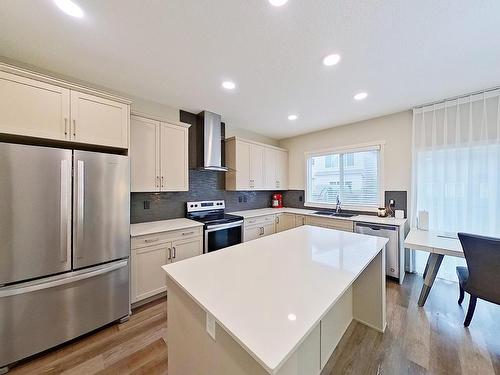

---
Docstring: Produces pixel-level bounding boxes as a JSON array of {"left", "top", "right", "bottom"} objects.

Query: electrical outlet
[
  {"left": 206, "top": 312, "right": 216, "bottom": 340},
  {"left": 143, "top": 201, "right": 150, "bottom": 209},
  {"left": 243, "top": 196, "right": 248, "bottom": 203},
  {"left": 238, "top": 196, "right": 243, "bottom": 203},
  {"left": 299, "top": 195, "right": 303, "bottom": 202}
]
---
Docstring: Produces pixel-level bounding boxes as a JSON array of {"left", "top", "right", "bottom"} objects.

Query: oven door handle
[{"left": 205, "top": 220, "right": 244, "bottom": 232}]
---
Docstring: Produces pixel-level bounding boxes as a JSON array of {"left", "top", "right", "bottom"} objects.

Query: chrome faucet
[{"left": 336, "top": 195, "right": 341, "bottom": 213}]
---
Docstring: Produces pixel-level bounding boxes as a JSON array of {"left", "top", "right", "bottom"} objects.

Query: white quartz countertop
[
  {"left": 404, "top": 229, "right": 463, "bottom": 258},
  {"left": 130, "top": 218, "right": 203, "bottom": 237},
  {"left": 162, "top": 226, "right": 388, "bottom": 373},
  {"left": 230, "top": 207, "right": 407, "bottom": 226}
]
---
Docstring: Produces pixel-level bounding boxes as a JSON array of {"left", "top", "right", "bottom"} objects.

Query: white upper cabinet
[
  {"left": 70, "top": 90, "right": 129, "bottom": 148},
  {"left": 249, "top": 144, "right": 265, "bottom": 189},
  {"left": 276, "top": 149, "right": 289, "bottom": 190},
  {"left": 160, "top": 122, "right": 189, "bottom": 191},
  {"left": 0, "top": 71, "right": 70, "bottom": 141},
  {"left": 0, "top": 65, "right": 131, "bottom": 148},
  {"left": 264, "top": 148, "right": 289, "bottom": 190},
  {"left": 264, "top": 148, "right": 277, "bottom": 188},
  {"left": 226, "top": 137, "right": 288, "bottom": 191},
  {"left": 130, "top": 116, "right": 160, "bottom": 192},
  {"left": 130, "top": 114, "right": 189, "bottom": 192}
]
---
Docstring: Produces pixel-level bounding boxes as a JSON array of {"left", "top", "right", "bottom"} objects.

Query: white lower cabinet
[
  {"left": 244, "top": 225, "right": 264, "bottom": 242},
  {"left": 243, "top": 213, "right": 354, "bottom": 243},
  {"left": 276, "top": 213, "right": 296, "bottom": 232},
  {"left": 132, "top": 243, "right": 170, "bottom": 303},
  {"left": 295, "top": 215, "right": 306, "bottom": 227},
  {"left": 243, "top": 214, "right": 276, "bottom": 242},
  {"left": 305, "top": 216, "right": 353, "bottom": 232},
  {"left": 131, "top": 228, "right": 203, "bottom": 304},
  {"left": 170, "top": 237, "right": 203, "bottom": 263}
]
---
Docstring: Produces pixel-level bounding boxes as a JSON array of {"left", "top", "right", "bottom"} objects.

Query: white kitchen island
[{"left": 162, "top": 225, "right": 388, "bottom": 375}]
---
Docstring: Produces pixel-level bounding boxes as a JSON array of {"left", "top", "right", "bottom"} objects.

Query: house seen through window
[{"left": 306, "top": 146, "right": 381, "bottom": 209}]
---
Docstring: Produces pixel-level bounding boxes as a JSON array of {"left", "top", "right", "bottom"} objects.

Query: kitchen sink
[
  {"left": 330, "top": 212, "right": 356, "bottom": 218},
  {"left": 312, "top": 211, "right": 356, "bottom": 218}
]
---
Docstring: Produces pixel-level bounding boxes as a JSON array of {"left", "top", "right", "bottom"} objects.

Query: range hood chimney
[{"left": 188, "top": 111, "right": 228, "bottom": 171}]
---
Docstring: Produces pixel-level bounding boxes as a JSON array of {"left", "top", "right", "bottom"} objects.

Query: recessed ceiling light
[
  {"left": 288, "top": 314, "right": 297, "bottom": 321},
  {"left": 323, "top": 54, "right": 341, "bottom": 66},
  {"left": 288, "top": 114, "right": 298, "bottom": 121},
  {"left": 269, "top": 0, "right": 288, "bottom": 7},
  {"left": 222, "top": 81, "right": 236, "bottom": 90},
  {"left": 53, "top": 0, "right": 84, "bottom": 18},
  {"left": 354, "top": 92, "right": 368, "bottom": 101}
]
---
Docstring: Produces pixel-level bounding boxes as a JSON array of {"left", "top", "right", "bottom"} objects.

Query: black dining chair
[{"left": 456, "top": 233, "right": 500, "bottom": 327}]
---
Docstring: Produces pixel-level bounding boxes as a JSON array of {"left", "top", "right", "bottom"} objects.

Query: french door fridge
[{"left": 0, "top": 143, "right": 130, "bottom": 371}]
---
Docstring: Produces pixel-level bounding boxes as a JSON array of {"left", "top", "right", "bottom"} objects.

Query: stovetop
[{"left": 187, "top": 212, "right": 243, "bottom": 225}]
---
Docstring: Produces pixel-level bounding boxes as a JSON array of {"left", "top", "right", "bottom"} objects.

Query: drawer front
[
  {"left": 244, "top": 214, "right": 276, "bottom": 227},
  {"left": 132, "top": 227, "right": 203, "bottom": 249},
  {"left": 305, "top": 217, "right": 353, "bottom": 232}
]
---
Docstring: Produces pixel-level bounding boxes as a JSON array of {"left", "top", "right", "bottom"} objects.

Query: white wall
[
  {"left": 131, "top": 97, "right": 180, "bottom": 123},
  {"left": 279, "top": 110, "right": 412, "bottom": 208},
  {"left": 225, "top": 124, "right": 279, "bottom": 146}
]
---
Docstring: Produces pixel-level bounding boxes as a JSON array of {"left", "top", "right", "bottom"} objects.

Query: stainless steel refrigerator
[{"left": 0, "top": 142, "right": 130, "bottom": 371}]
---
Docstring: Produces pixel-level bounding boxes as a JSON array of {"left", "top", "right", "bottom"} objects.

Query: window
[{"left": 305, "top": 145, "right": 382, "bottom": 210}]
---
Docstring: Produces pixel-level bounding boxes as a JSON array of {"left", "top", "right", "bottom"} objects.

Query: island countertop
[{"left": 162, "top": 225, "right": 388, "bottom": 374}]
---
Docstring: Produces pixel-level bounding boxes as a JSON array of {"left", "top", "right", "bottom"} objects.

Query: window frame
[{"left": 304, "top": 141, "right": 385, "bottom": 212}]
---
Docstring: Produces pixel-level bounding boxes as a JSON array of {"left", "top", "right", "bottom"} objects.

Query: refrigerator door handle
[
  {"left": 76, "top": 160, "right": 85, "bottom": 259},
  {"left": 60, "top": 160, "right": 70, "bottom": 263},
  {"left": 0, "top": 260, "right": 128, "bottom": 298}
]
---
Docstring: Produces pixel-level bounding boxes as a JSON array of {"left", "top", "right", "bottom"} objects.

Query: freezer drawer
[
  {"left": 73, "top": 150, "right": 130, "bottom": 269},
  {"left": 0, "top": 143, "right": 72, "bottom": 284},
  {"left": 354, "top": 222, "right": 400, "bottom": 279},
  {"left": 0, "top": 260, "right": 129, "bottom": 368}
]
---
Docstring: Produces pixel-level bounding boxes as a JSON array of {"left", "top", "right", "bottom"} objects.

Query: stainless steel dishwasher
[{"left": 354, "top": 222, "right": 400, "bottom": 281}]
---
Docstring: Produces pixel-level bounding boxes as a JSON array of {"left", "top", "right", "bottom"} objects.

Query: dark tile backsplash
[
  {"left": 384, "top": 191, "right": 408, "bottom": 218},
  {"left": 131, "top": 170, "right": 275, "bottom": 223},
  {"left": 284, "top": 190, "right": 408, "bottom": 217},
  {"left": 132, "top": 183, "right": 408, "bottom": 223}
]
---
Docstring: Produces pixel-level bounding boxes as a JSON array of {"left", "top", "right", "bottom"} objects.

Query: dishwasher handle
[{"left": 355, "top": 222, "right": 397, "bottom": 231}]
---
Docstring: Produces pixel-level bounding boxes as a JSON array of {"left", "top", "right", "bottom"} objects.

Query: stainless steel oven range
[{"left": 186, "top": 200, "right": 243, "bottom": 253}]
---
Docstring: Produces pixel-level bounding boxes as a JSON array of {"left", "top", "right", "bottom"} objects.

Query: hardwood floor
[
  {"left": 8, "top": 274, "right": 500, "bottom": 375},
  {"left": 322, "top": 274, "right": 500, "bottom": 375}
]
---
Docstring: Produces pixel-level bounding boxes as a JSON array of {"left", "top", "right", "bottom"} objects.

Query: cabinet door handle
[
  {"left": 168, "top": 248, "right": 172, "bottom": 260},
  {"left": 73, "top": 119, "right": 76, "bottom": 138},
  {"left": 172, "top": 246, "right": 176, "bottom": 259},
  {"left": 276, "top": 216, "right": 280, "bottom": 224},
  {"left": 161, "top": 176, "right": 164, "bottom": 188},
  {"left": 182, "top": 231, "right": 194, "bottom": 236},
  {"left": 145, "top": 238, "right": 159, "bottom": 243},
  {"left": 156, "top": 176, "right": 160, "bottom": 188},
  {"left": 64, "top": 118, "right": 68, "bottom": 136}
]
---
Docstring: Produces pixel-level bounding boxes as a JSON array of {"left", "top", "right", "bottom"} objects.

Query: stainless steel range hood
[{"left": 189, "top": 111, "right": 228, "bottom": 171}]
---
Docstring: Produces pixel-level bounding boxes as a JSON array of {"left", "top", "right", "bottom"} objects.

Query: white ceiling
[{"left": 1, "top": 0, "right": 499, "bottom": 139}]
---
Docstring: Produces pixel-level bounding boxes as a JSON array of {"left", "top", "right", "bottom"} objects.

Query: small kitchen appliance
[{"left": 272, "top": 193, "right": 283, "bottom": 208}]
